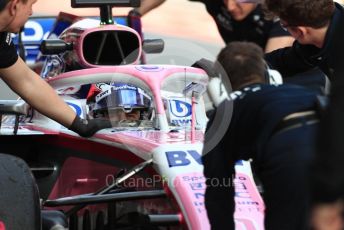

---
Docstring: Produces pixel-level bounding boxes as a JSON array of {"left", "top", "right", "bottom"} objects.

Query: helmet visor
[{"left": 95, "top": 85, "right": 151, "bottom": 112}]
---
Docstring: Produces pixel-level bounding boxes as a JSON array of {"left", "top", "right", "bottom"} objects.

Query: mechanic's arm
[
  {"left": 264, "top": 18, "right": 295, "bottom": 53},
  {"left": 133, "top": 0, "right": 166, "bottom": 16},
  {"left": 264, "top": 36, "right": 294, "bottom": 53},
  {"left": 265, "top": 43, "right": 313, "bottom": 77},
  {"left": 0, "top": 57, "right": 111, "bottom": 137},
  {"left": 0, "top": 57, "right": 75, "bottom": 127}
]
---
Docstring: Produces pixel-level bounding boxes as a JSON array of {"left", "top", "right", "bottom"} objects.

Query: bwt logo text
[
  {"left": 169, "top": 100, "right": 192, "bottom": 117},
  {"left": 166, "top": 150, "right": 202, "bottom": 167}
]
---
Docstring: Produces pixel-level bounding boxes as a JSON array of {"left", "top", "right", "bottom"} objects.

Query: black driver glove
[{"left": 69, "top": 116, "right": 112, "bottom": 138}]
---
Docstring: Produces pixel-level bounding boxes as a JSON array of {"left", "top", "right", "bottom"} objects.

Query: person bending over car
[
  {"left": 264, "top": 0, "right": 344, "bottom": 228},
  {"left": 131, "top": 0, "right": 294, "bottom": 52},
  {"left": 0, "top": 0, "right": 110, "bottom": 137},
  {"left": 202, "top": 41, "right": 320, "bottom": 230}
]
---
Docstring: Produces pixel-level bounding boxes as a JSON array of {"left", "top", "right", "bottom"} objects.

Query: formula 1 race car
[{"left": 0, "top": 0, "right": 264, "bottom": 229}]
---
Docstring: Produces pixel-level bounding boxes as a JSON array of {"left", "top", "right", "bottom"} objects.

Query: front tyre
[{"left": 0, "top": 153, "right": 41, "bottom": 230}]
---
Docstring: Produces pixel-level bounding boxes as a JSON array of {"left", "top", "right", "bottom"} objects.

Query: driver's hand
[{"left": 69, "top": 115, "right": 112, "bottom": 137}]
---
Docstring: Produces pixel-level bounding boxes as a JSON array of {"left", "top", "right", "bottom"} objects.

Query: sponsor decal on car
[
  {"left": 166, "top": 150, "right": 202, "bottom": 167},
  {"left": 167, "top": 99, "right": 192, "bottom": 126}
]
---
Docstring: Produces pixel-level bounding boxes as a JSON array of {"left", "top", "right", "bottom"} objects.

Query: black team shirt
[
  {"left": 0, "top": 32, "right": 18, "bottom": 68},
  {"left": 190, "top": 0, "right": 289, "bottom": 48}
]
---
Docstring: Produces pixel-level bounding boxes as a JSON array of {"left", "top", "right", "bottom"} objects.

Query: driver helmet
[{"left": 89, "top": 83, "right": 152, "bottom": 121}]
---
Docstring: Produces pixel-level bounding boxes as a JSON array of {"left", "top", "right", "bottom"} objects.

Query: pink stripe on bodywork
[
  {"left": 173, "top": 172, "right": 264, "bottom": 230},
  {"left": 22, "top": 125, "right": 204, "bottom": 155},
  {"left": 96, "top": 130, "right": 204, "bottom": 153}
]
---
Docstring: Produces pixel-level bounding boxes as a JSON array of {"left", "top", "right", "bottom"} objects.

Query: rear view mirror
[
  {"left": 0, "top": 100, "right": 28, "bottom": 116},
  {"left": 0, "top": 100, "right": 29, "bottom": 135},
  {"left": 143, "top": 39, "right": 164, "bottom": 54},
  {"left": 40, "top": 39, "right": 73, "bottom": 55},
  {"left": 82, "top": 30, "right": 141, "bottom": 65}
]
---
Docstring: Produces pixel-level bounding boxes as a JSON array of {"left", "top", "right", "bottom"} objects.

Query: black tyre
[{"left": 0, "top": 153, "right": 41, "bottom": 230}]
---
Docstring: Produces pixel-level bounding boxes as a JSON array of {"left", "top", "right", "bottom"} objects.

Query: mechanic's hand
[
  {"left": 69, "top": 116, "right": 112, "bottom": 137},
  {"left": 311, "top": 201, "right": 344, "bottom": 230}
]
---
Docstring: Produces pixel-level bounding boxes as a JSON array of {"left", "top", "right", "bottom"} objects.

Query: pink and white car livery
[{"left": 0, "top": 0, "right": 265, "bottom": 229}]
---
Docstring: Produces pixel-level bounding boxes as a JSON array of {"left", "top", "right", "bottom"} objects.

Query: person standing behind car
[
  {"left": 130, "top": 0, "right": 294, "bottom": 52},
  {"left": 202, "top": 41, "right": 320, "bottom": 230},
  {"left": 0, "top": 0, "right": 110, "bottom": 137},
  {"left": 263, "top": 0, "right": 344, "bottom": 228}
]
